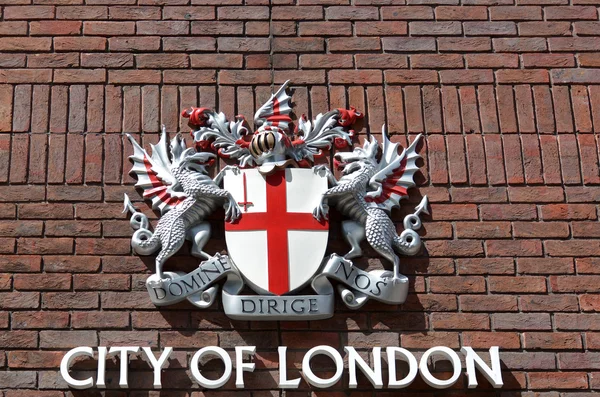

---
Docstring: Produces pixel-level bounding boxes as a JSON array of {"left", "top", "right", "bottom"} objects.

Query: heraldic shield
[{"left": 223, "top": 168, "right": 329, "bottom": 296}]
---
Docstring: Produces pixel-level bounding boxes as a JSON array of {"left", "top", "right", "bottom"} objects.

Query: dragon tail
[
  {"left": 131, "top": 229, "right": 161, "bottom": 256},
  {"left": 124, "top": 194, "right": 161, "bottom": 255},
  {"left": 392, "top": 229, "right": 422, "bottom": 256}
]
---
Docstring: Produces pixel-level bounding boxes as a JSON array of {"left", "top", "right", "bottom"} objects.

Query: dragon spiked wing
[
  {"left": 254, "top": 80, "right": 293, "bottom": 132},
  {"left": 127, "top": 126, "right": 187, "bottom": 214},
  {"left": 365, "top": 129, "right": 423, "bottom": 212}
]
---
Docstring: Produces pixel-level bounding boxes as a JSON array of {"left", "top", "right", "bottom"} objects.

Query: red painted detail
[
  {"left": 182, "top": 107, "right": 210, "bottom": 127},
  {"left": 365, "top": 157, "right": 408, "bottom": 204},
  {"left": 217, "top": 148, "right": 230, "bottom": 159},
  {"left": 237, "top": 173, "right": 254, "bottom": 212},
  {"left": 337, "top": 106, "right": 364, "bottom": 127},
  {"left": 141, "top": 156, "right": 184, "bottom": 207},
  {"left": 235, "top": 138, "right": 250, "bottom": 149},
  {"left": 225, "top": 171, "right": 328, "bottom": 295},
  {"left": 271, "top": 98, "right": 280, "bottom": 127},
  {"left": 195, "top": 140, "right": 211, "bottom": 150},
  {"left": 334, "top": 137, "right": 349, "bottom": 149},
  {"left": 297, "top": 159, "right": 311, "bottom": 168}
]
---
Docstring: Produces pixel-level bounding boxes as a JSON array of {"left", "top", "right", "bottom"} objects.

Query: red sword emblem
[{"left": 237, "top": 172, "right": 253, "bottom": 212}]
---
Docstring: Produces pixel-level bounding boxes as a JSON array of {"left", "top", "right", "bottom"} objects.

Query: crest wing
[
  {"left": 193, "top": 110, "right": 255, "bottom": 167},
  {"left": 254, "top": 80, "right": 292, "bottom": 132},
  {"left": 127, "top": 127, "right": 187, "bottom": 214},
  {"left": 290, "top": 110, "right": 352, "bottom": 162},
  {"left": 365, "top": 130, "right": 423, "bottom": 212}
]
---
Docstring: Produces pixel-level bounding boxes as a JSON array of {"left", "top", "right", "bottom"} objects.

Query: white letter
[
  {"left": 60, "top": 347, "right": 94, "bottom": 389},
  {"left": 302, "top": 345, "right": 344, "bottom": 388},
  {"left": 142, "top": 347, "right": 173, "bottom": 389},
  {"left": 345, "top": 346, "right": 383, "bottom": 389},
  {"left": 109, "top": 346, "right": 140, "bottom": 388},
  {"left": 235, "top": 346, "right": 256, "bottom": 388},
  {"left": 386, "top": 347, "right": 418, "bottom": 388},
  {"left": 278, "top": 346, "right": 301, "bottom": 389},
  {"left": 419, "top": 346, "right": 462, "bottom": 389},
  {"left": 190, "top": 347, "right": 232, "bottom": 388},
  {"left": 462, "top": 346, "right": 503, "bottom": 388},
  {"left": 96, "top": 346, "right": 108, "bottom": 388}
]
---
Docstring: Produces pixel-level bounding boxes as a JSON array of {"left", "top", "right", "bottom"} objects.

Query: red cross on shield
[{"left": 224, "top": 168, "right": 329, "bottom": 295}]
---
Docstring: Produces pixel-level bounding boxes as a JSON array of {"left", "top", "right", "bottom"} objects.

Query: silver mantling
[{"left": 124, "top": 81, "right": 429, "bottom": 320}]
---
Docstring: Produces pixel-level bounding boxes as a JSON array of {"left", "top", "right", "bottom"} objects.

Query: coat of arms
[{"left": 124, "top": 81, "right": 429, "bottom": 320}]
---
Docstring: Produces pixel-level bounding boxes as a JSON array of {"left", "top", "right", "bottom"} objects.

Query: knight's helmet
[{"left": 249, "top": 125, "right": 290, "bottom": 160}]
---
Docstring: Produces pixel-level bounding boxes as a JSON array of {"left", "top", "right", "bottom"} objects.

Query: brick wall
[{"left": 0, "top": 0, "right": 600, "bottom": 395}]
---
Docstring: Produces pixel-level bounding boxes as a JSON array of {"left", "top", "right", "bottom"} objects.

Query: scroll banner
[
  {"left": 145, "top": 254, "right": 408, "bottom": 320},
  {"left": 313, "top": 254, "right": 409, "bottom": 309}
]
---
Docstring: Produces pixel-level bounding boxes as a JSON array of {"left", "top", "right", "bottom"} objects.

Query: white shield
[{"left": 223, "top": 168, "right": 329, "bottom": 295}]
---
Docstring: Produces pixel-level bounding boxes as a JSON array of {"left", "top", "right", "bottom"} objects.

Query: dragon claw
[
  {"left": 312, "top": 165, "right": 327, "bottom": 175},
  {"left": 312, "top": 203, "right": 329, "bottom": 221}
]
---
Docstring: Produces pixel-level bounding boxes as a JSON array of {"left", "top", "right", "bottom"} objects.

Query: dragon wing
[
  {"left": 192, "top": 110, "right": 256, "bottom": 167},
  {"left": 365, "top": 129, "right": 423, "bottom": 212},
  {"left": 127, "top": 126, "right": 187, "bottom": 214},
  {"left": 289, "top": 110, "right": 352, "bottom": 162},
  {"left": 254, "top": 80, "right": 293, "bottom": 132}
]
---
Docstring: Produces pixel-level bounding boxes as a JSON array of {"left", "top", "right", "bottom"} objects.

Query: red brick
[
  {"left": 109, "top": 6, "right": 161, "bottom": 20},
  {"left": 72, "top": 311, "right": 130, "bottom": 329},
  {"left": 54, "top": 37, "right": 106, "bottom": 51},
  {"left": 382, "top": 6, "right": 434, "bottom": 20},
  {"left": 109, "top": 36, "right": 161, "bottom": 51},
  {"left": 4, "top": 6, "right": 55, "bottom": 19},
  {"left": 164, "top": 5, "right": 216, "bottom": 19},
  {"left": 43, "top": 256, "right": 101, "bottom": 273},
  {"left": 14, "top": 274, "right": 71, "bottom": 291},
  {"left": 326, "top": 6, "right": 378, "bottom": 20},
  {"left": 355, "top": 21, "right": 407, "bottom": 36},
  {"left": 524, "top": 332, "right": 582, "bottom": 350},
  {"left": 462, "top": 332, "right": 521, "bottom": 349},
  {"left": 541, "top": 204, "right": 597, "bottom": 220},
  {"left": 42, "top": 292, "right": 98, "bottom": 310},
  {"left": 83, "top": 21, "right": 135, "bottom": 35},
  {"left": 460, "top": 295, "right": 518, "bottom": 312},
  {"left": 39, "top": 330, "right": 97, "bottom": 348},
  {"left": 412, "top": 54, "right": 463, "bottom": 69},
  {"left": 519, "top": 21, "right": 571, "bottom": 36},
  {"left": 529, "top": 372, "right": 588, "bottom": 390},
  {"left": 546, "top": 5, "right": 598, "bottom": 19},
  {"left": 521, "top": 295, "right": 579, "bottom": 312},
  {"left": 551, "top": 275, "right": 600, "bottom": 293},
  {"left": 465, "top": 21, "right": 517, "bottom": 36},
  {"left": 410, "top": 21, "right": 462, "bottom": 35},
  {"left": 218, "top": 37, "right": 269, "bottom": 52},
  {"left": 137, "top": 21, "right": 189, "bottom": 35},
  {"left": 494, "top": 37, "right": 547, "bottom": 52},
  {"left": 491, "top": 5, "right": 542, "bottom": 19},
  {"left": 382, "top": 37, "right": 436, "bottom": 52},
  {"left": 109, "top": 70, "right": 161, "bottom": 84},
  {"left": 431, "top": 313, "right": 490, "bottom": 330},
  {"left": 487, "top": 240, "right": 543, "bottom": 257},
  {"left": 56, "top": 5, "right": 107, "bottom": 19},
  {"left": 492, "top": 313, "right": 551, "bottom": 330},
  {"left": 12, "top": 311, "right": 69, "bottom": 329},
  {"left": 30, "top": 21, "right": 81, "bottom": 35},
  {"left": 435, "top": 6, "right": 487, "bottom": 20},
  {"left": 8, "top": 351, "right": 63, "bottom": 369}
]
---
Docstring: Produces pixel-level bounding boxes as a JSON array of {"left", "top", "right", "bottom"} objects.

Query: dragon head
[
  {"left": 334, "top": 135, "right": 379, "bottom": 176},
  {"left": 170, "top": 134, "right": 216, "bottom": 174}
]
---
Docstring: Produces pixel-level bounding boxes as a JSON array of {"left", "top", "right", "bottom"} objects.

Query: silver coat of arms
[{"left": 124, "top": 81, "right": 429, "bottom": 320}]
